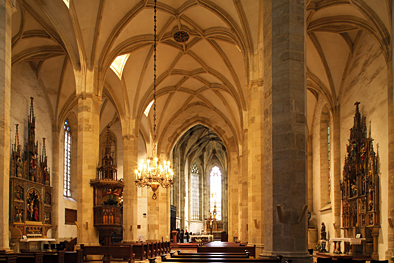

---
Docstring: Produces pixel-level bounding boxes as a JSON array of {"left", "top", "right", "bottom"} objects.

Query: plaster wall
[{"left": 340, "top": 33, "right": 388, "bottom": 259}]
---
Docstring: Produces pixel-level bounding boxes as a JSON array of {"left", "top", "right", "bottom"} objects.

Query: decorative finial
[
  {"left": 105, "top": 125, "right": 111, "bottom": 156},
  {"left": 30, "top": 97, "right": 35, "bottom": 121},
  {"left": 42, "top": 138, "right": 46, "bottom": 157},
  {"left": 14, "top": 124, "right": 19, "bottom": 151}
]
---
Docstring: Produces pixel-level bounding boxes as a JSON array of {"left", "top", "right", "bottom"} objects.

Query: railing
[{"left": 94, "top": 206, "right": 121, "bottom": 226}]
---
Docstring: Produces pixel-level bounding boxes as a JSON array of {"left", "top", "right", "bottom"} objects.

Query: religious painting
[
  {"left": 26, "top": 190, "right": 40, "bottom": 222},
  {"left": 13, "top": 204, "right": 24, "bottom": 223},
  {"left": 14, "top": 185, "right": 24, "bottom": 201}
]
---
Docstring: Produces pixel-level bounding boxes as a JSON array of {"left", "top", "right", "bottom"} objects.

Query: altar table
[
  {"left": 329, "top": 238, "right": 366, "bottom": 254},
  {"left": 190, "top": 235, "right": 213, "bottom": 243}
]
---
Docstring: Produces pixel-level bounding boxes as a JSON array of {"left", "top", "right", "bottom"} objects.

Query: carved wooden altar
[
  {"left": 9, "top": 98, "right": 52, "bottom": 251},
  {"left": 90, "top": 127, "right": 124, "bottom": 245},
  {"left": 340, "top": 102, "right": 380, "bottom": 259}
]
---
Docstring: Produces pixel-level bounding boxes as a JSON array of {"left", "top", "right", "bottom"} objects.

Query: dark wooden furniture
[
  {"left": 77, "top": 244, "right": 133, "bottom": 263},
  {"left": 113, "top": 242, "right": 145, "bottom": 260},
  {"left": 160, "top": 254, "right": 282, "bottom": 263},
  {"left": 0, "top": 254, "right": 17, "bottom": 263},
  {"left": 90, "top": 127, "right": 124, "bottom": 245},
  {"left": 42, "top": 251, "right": 64, "bottom": 263},
  {"left": 197, "top": 244, "right": 256, "bottom": 258}
]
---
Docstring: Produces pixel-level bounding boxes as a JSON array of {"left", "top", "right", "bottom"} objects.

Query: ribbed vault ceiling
[{"left": 10, "top": 0, "right": 391, "bottom": 155}]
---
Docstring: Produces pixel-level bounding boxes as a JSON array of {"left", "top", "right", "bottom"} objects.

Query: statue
[
  {"left": 320, "top": 222, "right": 326, "bottom": 240},
  {"left": 320, "top": 222, "right": 328, "bottom": 252}
]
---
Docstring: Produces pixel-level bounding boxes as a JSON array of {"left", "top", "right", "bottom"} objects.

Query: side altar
[
  {"left": 9, "top": 98, "right": 53, "bottom": 252},
  {"left": 340, "top": 102, "right": 380, "bottom": 259}
]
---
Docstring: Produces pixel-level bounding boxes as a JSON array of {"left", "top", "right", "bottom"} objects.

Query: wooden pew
[
  {"left": 113, "top": 242, "right": 145, "bottom": 260},
  {"left": 170, "top": 253, "right": 250, "bottom": 258},
  {"left": 42, "top": 251, "right": 65, "bottom": 263},
  {"left": 160, "top": 254, "right": 282, "bottom": 263},
  {"left": 16, "top": 252, "right": 43, "bottom": 263},
  {"left": 64, "top": 251, "right": 77, "bottom": 263},
  {"left": 176, "top": 250, "right": 250, "bottom": 257},
  {"left": 0, "top": 254, "right": 17, "bottom": 263},
  {"left": 77, "top": 244, "right": 133, "bottom": 263},
  {"left": 198, "top": 244, "right": 257, "bottom": 258}
]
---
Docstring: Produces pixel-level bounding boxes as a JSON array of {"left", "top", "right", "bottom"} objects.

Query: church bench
[
  {"left": 0, "top": 254, "right": 17, "bottom": 263},
  {"left": 42, "top": 251, "right": 65, "bottom": 263},
  {"left": 160, "top": 254, "right": 283, "bottom": 263},
  {"left": 176, "top": 250, "right": 250, "bottom": 257},
  {"left": 16, "top": 252, "right": 43, "bottom": 263},
  {"left": 77, "top": 244, "right": 133, "bottom": 263},
  {"left": 113, "top": 242, "right": 145, "bottom": 260},
  {"left": 170, "top": 254, "right": 250, "bottom": 258},
  {"left": 197, "top": 245, "right": 256, "bottom": 258},
  {"left": 64, "top": 251, "right": 77, "bottom": 263}
]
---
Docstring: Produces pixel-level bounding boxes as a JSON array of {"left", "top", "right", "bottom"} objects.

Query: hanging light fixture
[{"left": 135, "top": 0, "right": 174, "bottom": 200}]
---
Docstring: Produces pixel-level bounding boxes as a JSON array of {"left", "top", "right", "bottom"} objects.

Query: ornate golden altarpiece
[
  {"left": 9, "top": 98, "right": 53, "bottom": 249},
  {"left": 340, "top": 102, "right": 380, "bottom": 259}
]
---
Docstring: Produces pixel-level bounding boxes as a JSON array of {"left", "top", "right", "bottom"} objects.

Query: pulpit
[{"left": 90, "top": 127, "right": 124, "bottom": 245}]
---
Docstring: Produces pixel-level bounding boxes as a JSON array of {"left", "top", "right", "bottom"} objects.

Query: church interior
[{"left": 0, "top": 0, "right": 393, "bottom": 262}]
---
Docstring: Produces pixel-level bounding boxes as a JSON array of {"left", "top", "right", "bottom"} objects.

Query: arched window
[
  {"left": 190, "top": 164, "right": 199, "bottom": 220},
  {"left": 64, "top": 120, "right": 71, "bottom": 197},
  {"left": 320, "top": 106, "right": 331, "bottom": 208},
  {"left": 210, "top": 166, "right": 221, "bottom": 220}
]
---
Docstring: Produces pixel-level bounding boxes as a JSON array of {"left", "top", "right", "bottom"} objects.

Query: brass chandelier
[{"left": 135, "top": 0, "right": 174, "bottom": 200}]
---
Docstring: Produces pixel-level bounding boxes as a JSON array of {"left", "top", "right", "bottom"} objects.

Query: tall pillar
[
  {"left": 0, "top": 0, "right": 15, "bottom": 252},
  {"left": 239, "top": 128, "right": 248, "bottom": 242},
  {"left": 247, "top": 79, "right": 264, "bottom": 254},
  {"left": 158, "top": 181, "right": 170, "bottom": 241},
  {"left": 122, "top": 130, "right": 138, "bottom": 242},
  {"left": 228, "top": 151, "right": 239, "bottom": 241},
  {"left": 76, "top": 94, "right": 100, "bottom": 245},
  {"left": 51, "top": 128, "right": 60, "bottom": 239},
  {"left": 332, "top": 107, "right": 341, "bottom": 237},
  {"left": 147, "top": 193, "right": 159, "bottom": 240},
  {"left": 262, "top": 0, "right": 310, "bottom": 262}
]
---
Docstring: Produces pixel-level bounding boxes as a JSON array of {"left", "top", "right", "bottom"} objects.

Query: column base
[{"left": 261, "top": 251, "right": 312, "bottom": 263}]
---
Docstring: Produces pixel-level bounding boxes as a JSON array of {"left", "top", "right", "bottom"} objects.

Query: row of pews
[
  {"left": 112, "top": 241, "right": 171, "bottom": 260},
  {"left": 154, "top": 249, "right": 291, "bottom": 263},
  {"left": 0, "top": 240, "right": 170, "bottom": 263},
  {"left": 0, "top": 250, "right": 77, "bottom": 263}
]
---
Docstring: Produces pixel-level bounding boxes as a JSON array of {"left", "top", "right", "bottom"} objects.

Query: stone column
[
  {"left": 247, "top": 79, "right": 264, "bottom": 254},
  {"left": 262, "top": 0, "right": 310, "bottom": 262},
  {"left": 51, "top": 128, "right": 60, "bottom": 239},
  {"left": 158, "top": 182, "right": 170, "bottom": 241},
  {"left": 239, "top": 128, "right": 248, "bottom": 242},
  {"left": 147, "top": 192, "right": 159, "bottom": 240},
  {"left": 332, "top": 107, "right": 341, "bottom": 237},
  {"left": 76, "top": 94, "right": 100, "bottom": 245},
  {"left": 228, "top": 151, "right": 239, "bottom": 241},
  {"left": 0, "top": 0, "right": 15, "bottom": 252},
  {"left": 122, "top": 130, "right": 138, "bottom": 242}
]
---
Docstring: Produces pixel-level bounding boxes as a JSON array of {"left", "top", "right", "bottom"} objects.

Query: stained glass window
[
  {"left": 64, "top": 120, "right": 71, "bottom": 197},
  {"left": 210, "top": 166, "right": 221, "bottom": 220},
  {"left": 191, "top": 165, "right": 199, "bottom": 220}
]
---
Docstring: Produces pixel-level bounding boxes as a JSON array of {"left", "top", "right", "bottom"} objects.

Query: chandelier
[{"left": 135, "top": 0, "right": 173, "bottom": 200}]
